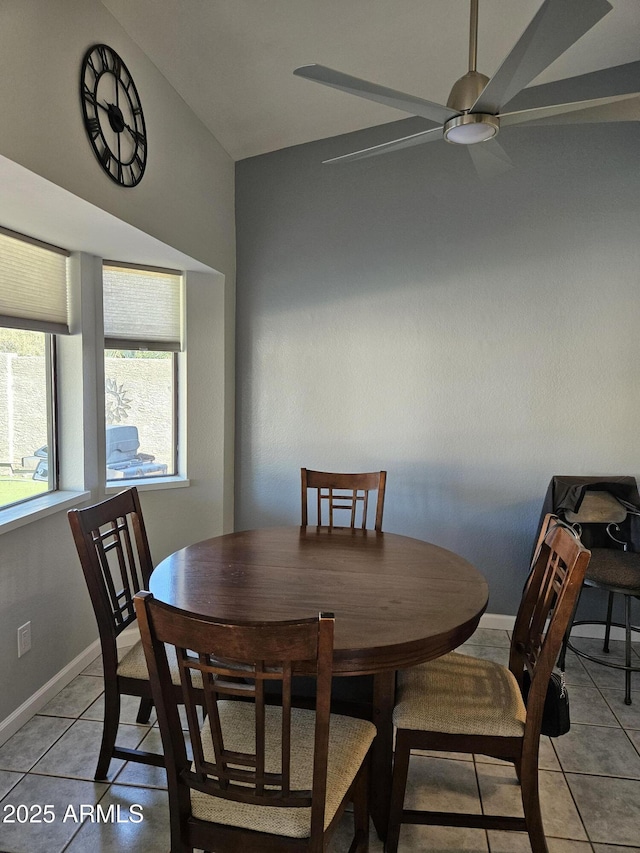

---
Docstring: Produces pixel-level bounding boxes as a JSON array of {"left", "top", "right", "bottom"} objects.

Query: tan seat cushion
[
  {"left": 190, "top": 700, "right": 376, "bottom": 838},
  {"left": 393, "top": 651, "right": 526, "bottom": 738},
  {"left": 117, "top": 639, "right": 203, "bottom": 688}
]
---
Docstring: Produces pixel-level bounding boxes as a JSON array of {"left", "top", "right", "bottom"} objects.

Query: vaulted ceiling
[{"left": 102, "top": 0, "right": 640, "bottom": 160}]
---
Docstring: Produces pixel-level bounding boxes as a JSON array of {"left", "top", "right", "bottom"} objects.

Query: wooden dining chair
[
  {"left": 386, "top": 516, "right": 591, "bottom": 853},
  {"left": 68, "top": 488, "right": 202, "bottom": 779},
  {"left": 135, "top": 592, "right": 375, "bottom": 853},
  {"left": 301, "top": 468, "right": 387, "bottom": 531}
]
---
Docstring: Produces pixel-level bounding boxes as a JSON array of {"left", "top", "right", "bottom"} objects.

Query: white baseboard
[
  {"left": 479, "top": 613, "right": 516, "bottom": 631},
  {"left": 480, "top": 612, "right": 637, "bottom": 643},
  {"left": 0, "top": 626, "right": 141, "bottom": 748}
]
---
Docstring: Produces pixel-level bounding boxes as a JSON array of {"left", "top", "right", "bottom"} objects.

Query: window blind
[
  {"left": 103, "top": 263, "right": 183, "bottom": 351},
  {"left": 0, "top": 227, "right": 70, "bottom": 334}
]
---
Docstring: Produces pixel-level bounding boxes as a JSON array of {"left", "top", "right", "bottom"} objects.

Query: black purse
[{"left": 522, "top": 669, "right": 570, "bottom": 738}]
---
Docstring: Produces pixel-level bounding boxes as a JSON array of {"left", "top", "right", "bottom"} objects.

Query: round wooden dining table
[{"left": 149, "top": 525, "right": 489, "bottom": 839}]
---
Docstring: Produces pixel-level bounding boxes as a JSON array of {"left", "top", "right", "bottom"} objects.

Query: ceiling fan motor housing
[
  {"left": 444, "top": 70, "right": 499, "bottom": 144},
  {"left": 446, "top": 70, "right": 489, "bottom": 111}
]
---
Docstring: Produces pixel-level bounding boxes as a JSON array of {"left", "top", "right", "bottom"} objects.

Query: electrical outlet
[{"left": 17, "top": 622, "right": 31, "bottom": 658}]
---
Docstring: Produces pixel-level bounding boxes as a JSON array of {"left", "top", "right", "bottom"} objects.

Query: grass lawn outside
[{"left": 0, "top": 477, "right": 48, "bottom": 509}]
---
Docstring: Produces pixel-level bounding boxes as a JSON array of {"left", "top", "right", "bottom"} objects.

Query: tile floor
[{"left": 0, "top": 629, "right": 639, "bottom": 852}]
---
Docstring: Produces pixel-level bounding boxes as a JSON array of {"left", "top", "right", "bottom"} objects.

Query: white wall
[
  {"left": 0, "top": 0, "right": 235, "bottom": 724},
  {"left": 235, "top": 119, "right": 640, "bottom": 617}
]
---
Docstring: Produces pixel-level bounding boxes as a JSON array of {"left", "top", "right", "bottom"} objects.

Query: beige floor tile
[
  {"left": 404, "top": 754, "right": 482, "bottom": 814},
  {"left": 82, "top": 654, "right": 104, "bottom": 676},
  {"left": 39, "top": 675, "right": 104, "bottom": 719},
  {"left": 553, "top": 723, "right": 640, "bottom": 778},
  {"left": 31, "top": 719, "right": 148, "bottom": 782},
  {"left": 0, "top": 715, "right": 73, "bottom": 772},
  {"left": 567, "top": 684, "right": 620, "bottom": 727},
  {"left": 567, "top": 772, "right": 640, "bottom": 846},
  {"left": 601, "top": 687, "right": 640, "bottom": 730},
  {"left": 0, "top": 772, "right": 108, "bottom": 853},
  {"left": 327, "top": 814, "right": 383, "bottom": 852},
  {"left": 476, "top": 764, "right": 587, "bottom": 841},
  {"left": 81, "top": 692, "right": 157, "bottom": 727},
  {"left": 488, "top": 832, "right": 592, "bottom": 852},
  {"left": 62, "top": 783, "right": 171, "bottom": 853},
  {"left": 396, "top": 825, "right": 489, "bottom": 852},
  {"left": 0, "top": 769, "right": 23, "bottom": 800}
]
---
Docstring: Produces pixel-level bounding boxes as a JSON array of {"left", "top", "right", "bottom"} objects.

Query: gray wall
[{"left": 235, "top": 118, "right": 640, "bottom": 616}]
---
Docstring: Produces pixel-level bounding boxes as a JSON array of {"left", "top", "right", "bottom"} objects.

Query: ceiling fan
[{"left": 293, "top": 0, "right": 640, "bottom": 171}]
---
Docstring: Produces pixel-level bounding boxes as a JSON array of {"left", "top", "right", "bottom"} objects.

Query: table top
[{"left": 149, "top": 526, "right": 489, "bottom": 675}]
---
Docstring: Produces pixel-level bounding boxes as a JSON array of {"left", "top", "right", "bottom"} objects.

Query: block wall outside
[
  {"left": 0, "top": 354, "right": 172, "bottom": 469},
  {"left": 0, "top": 353, "right": 48, "bottom": 464}
]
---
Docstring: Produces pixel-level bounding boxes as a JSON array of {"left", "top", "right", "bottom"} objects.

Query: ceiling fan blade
[
  {"left": 468, "top": 140, "right": 513, "bottom": 181},
  {"left": 472, "top": 0, "right": 613, "bottom": 114},
  {"left": 501, "top": 92, "right": 640, "bottom": 127},
  {"left": 294, "top": 64, "right": 456, "bottom": 125},
  {"left": 503, "top": 61, "right": 640, "bottom": 113},
  {"left": 323, "top": 126, "right": 443, "bottom": 164}
]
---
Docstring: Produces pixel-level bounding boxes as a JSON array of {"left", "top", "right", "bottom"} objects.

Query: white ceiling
[{"left": 102, "top": 0, "right": 640, "bottom": 161}]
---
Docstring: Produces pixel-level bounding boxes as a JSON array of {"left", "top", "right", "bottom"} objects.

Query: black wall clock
[{"left": 80, "top": 44, "right": 147, "bottom": 187}]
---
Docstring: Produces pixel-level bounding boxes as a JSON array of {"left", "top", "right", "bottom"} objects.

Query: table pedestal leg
[{"left": 371, "top": 669, "right": 396, "bottom": 841}]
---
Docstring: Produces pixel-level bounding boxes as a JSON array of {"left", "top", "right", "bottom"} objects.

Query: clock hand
[{"left": 122, "top": 121, "right": 145, "bottom": 143}]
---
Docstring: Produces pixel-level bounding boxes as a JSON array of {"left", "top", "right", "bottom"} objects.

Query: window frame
[{"left": 102, "top": 262, "right": 184, "bottom": 487}]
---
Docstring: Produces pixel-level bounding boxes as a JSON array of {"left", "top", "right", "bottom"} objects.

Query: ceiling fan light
[{"left": 444, "top": 113, "right": 500, "bottom": 145}]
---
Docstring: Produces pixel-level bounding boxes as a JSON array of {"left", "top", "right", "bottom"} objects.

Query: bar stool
[{"left": 559, "top": 489, "right": 640, "bottom": 705}]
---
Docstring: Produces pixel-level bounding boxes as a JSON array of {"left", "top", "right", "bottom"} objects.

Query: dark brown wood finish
[
  {"left": 68, "top": 488, "right": 159, "bottom": 778},
  {"left": 135, "top": 594, "right": 372, "bottom": 853},
  {"left": 385, "top": 516, "right": 591, "bottom": 853},
  {"left": 68, "top": 487, "right": 203, "bottom": 780},
  {"left": 301, "top": 468, "right": 387, "bottom": 532},
  {"left": 149, "top": 525, "right": 489, "bottom": 838}
]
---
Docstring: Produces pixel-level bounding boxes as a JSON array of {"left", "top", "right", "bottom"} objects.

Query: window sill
[
  {"left": 105, "top": 475, "right": 190, "bottom": 494},
  {"left": 0, "top": 489, "right": 91, "bottom": 535}
]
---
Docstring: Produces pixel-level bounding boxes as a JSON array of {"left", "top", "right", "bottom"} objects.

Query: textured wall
[{"left": 235, "top": 119, "right": 640, "bottom": 616}]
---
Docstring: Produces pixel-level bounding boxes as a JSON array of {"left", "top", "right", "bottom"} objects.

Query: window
[
  {"left": 103, "top": 263, "right": 182, "bottom": 482},
  {"left": 0, "top": 228, "right": 68, "bottom": 512}
]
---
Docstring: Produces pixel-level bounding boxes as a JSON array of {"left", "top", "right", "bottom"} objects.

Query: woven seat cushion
[
  {"left": 117, "top": 640, "right": 203, "bottom": 688},
  {"left": 393, "top": 651, "right": 526, "bottom": 738},
  {"left": 190, "top": 700, "right": 375, "bottom": 838}
]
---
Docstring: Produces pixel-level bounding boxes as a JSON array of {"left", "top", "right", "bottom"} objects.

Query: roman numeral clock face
[{"left": 80, "top": 44, "right": 147, "bottom": 187}]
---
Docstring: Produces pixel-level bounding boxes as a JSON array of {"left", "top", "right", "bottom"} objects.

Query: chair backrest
[
  {"left": 510, "top": 515, "right": 590, "bottom": 739},
  {"left": 301, "top": 468, "right": 386, "bottom": 531},
  {"left": 68, "top": 487, "right": 153, "bottom": 644},
  {"left": 135, "top": 592, "right": 335, "bottom": 837}
]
